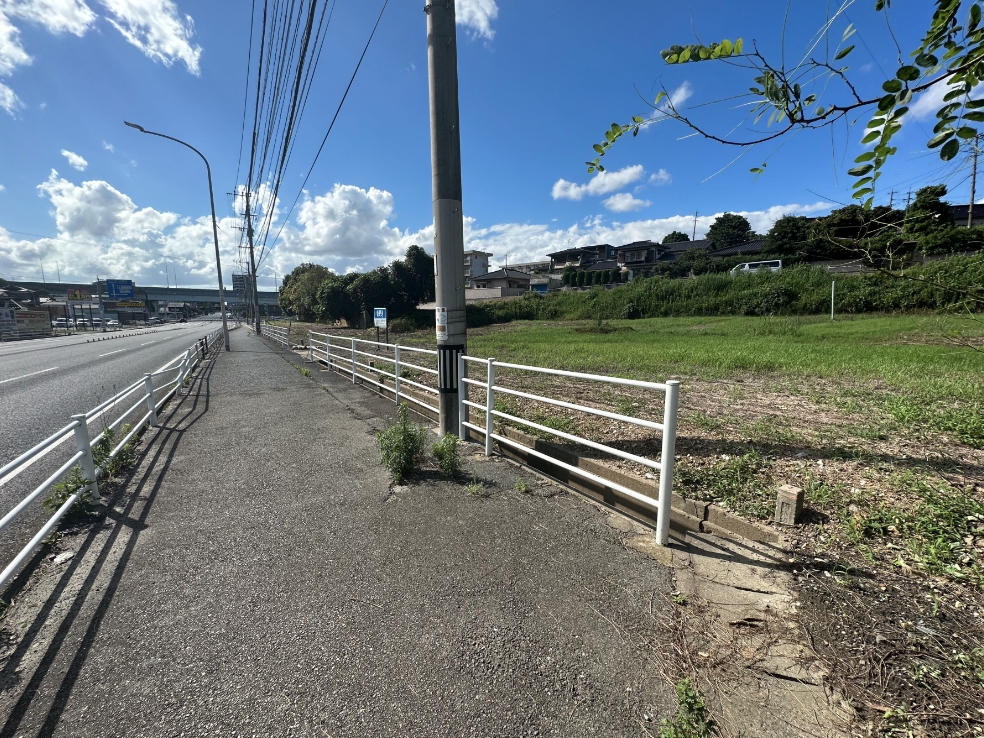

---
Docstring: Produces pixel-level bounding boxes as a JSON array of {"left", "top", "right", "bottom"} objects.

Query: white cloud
[
  {"left": 6, "top": 0, "right": 97, "bottom": 35},
  {"left": 102, "top": 141, "right": 114, "bottom": 152},
  {"left": 603, "top": 193, "right": 651, "bottom": 212},
  {"left": 648, "top": 169, "right": 671, "bottom": 186},
  {"left": 910, "top": 81, "right": 948, "bottom": 120},
  {"left": 0, "top": 184, "right": 5, "bottom": 192},
  {"left": 0, "top": 0, "right": 200, "bottom": 115},
  {"left": 552, "top": 165, "right": 645, "bottom": 201},
  {"left": 456, "top": 0, "right": 498, "bottom": 40},
  {"left": 60, "top": 149, "right": 88, "bottom": 170},
  {"left": 0, "top": 168, "right": 833, "bottom": 287},
  {"left": 100, "top": 0, "right": 202, "bottom": 74}
]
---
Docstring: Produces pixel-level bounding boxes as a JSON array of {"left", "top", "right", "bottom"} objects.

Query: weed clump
[
  {"left": 659, "top": 678, "right": 718, "bottom": 738},
  {"left": 433, "top": 433, "right": 461, "bottom": 478},
  {"left": 43, "top": 467, "right": 94, "bottom": 515},
  {"left": 376, "top": 404, "right": 426, "bottom": 483}
]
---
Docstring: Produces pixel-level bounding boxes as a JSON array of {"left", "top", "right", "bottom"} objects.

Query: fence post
[
  {"left": 326, "top": 337, "right": 332, "bottom": 370},
  {"left": 308, "top": 331, "right": 313, "bottom": 362},
  {"left": 144, "top": 373, "right": 159, "bottom": 427},
  {"left": 70, "top": 414, "right": 100, "bottom": 500},
  {"left": 351, "top": 338, "right": 357, "bottom": 384},
  {"left": 457, "top": 353, "right": 466, "bottom": 441},
  {"left": 485, "top": 358, "right": 496, "bottom": 456},
  {"left": 655, "top": 380, "right": 680, "bottom": 547},
  {"left": 287, "top": 320, "right": 291, "bottom": 347},
  {"left": 394, "top": 345, "right": 401, "bottom": 405}
]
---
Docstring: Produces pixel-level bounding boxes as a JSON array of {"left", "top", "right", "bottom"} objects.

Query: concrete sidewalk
[{"left": 0, "top": 328, "right": 678, "bottom": 737}]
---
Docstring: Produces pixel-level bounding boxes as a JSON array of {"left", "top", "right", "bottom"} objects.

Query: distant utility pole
[
  {"left": 905, "top": 190, "right": 912, "bottom": 211},
  {"left": 426, "top": 0, "right": 467, "bottom": 436},
  {"left": 692, "top": 211, "right": 698, "bottom": 241},
  {"left": 243, "top": 192, "right": 262, "bottom": 335},
  {"left": 968, "top": 136, "right": 981, "bottom": 227},
  {"left": 888, "top": 190, "right": 894, "bottom": 209},
  {"left": 39, "top": 260, "right": 45, "bottom": 284}
]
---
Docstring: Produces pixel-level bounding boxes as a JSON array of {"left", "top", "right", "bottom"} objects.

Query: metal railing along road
[
  {"left": 261, "top": 322, "right": 290, "bottom": 347},
  {"left": 457, "top": 356, "right": 680, "bottom": 546},
  {"left": 307, "top": 332, "right": 440, "bottom": 417},
  {"left": 0, "top": 327, "right": 226, "bottom": 591}
]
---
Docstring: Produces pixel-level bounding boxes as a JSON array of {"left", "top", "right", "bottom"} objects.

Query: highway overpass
[{"left": 9, "top": 281, "right": 281, "bottom": 307}]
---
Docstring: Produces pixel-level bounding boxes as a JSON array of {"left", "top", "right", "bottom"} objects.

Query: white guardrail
[
  {"left": 0, "top": 327, "right": 226, "bottom": 591},
  {"left": 261, "top": 322, "right": 290, "bottom": 347},
  {"left": 301, "top": 331, "right": 679, "bottom": 546},
  {"left": 307, "top": 332, "right": 440, "bottom": 416}
]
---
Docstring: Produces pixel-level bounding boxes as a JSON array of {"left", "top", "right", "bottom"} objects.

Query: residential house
[
  {"left": 508, "top": 260, "right": 552, "bottom": 274},
  {"left": 707, "top": 239, "right": 766, "bottom": 259},
  {"left": 463, "top": 250, "right": 492, "bottom": 285},
  {"left": 546, "top": 244, "right": 615, "bottom": 270},
  {"left": 948, "top": 204, "right": 984, "bottom": 227},
  {"left": 472, "top": 269, "right": 532, "bottom": 291}
]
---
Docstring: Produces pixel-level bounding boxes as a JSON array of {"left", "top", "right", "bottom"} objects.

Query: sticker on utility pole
[
  {"left": 435, "top": 307, "right": 448, "bottom": 341},
  {"left": 373, "top": 307, "right": 387, "bottom": 328}
]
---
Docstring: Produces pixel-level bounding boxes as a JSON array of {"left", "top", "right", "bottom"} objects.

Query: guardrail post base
[
  {"left": 70, "top": 414, "right": 101, "bottom": 502},
  {"left": 655, "top": 380, "right": 680, "bottom": 547},
  {"left": 144, "top": 374, "right": 160, "bottom": 427},
  {"left": 485, "top": 359, "right": 496, "bottom": 456}
]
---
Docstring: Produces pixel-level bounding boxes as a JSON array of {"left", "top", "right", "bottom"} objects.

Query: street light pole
[{"left": 124, "top": 121, "right": 231, "bottom": 351}]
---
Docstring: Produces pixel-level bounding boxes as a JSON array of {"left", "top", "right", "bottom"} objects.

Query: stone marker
[{"left": 775, "top": 484, "right": 804, "bottom": 526}]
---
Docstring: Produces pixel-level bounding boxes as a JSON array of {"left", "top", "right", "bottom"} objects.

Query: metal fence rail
[
  {"left": 261, "top": 322, "right": 290, "bottom": 347},
  {"left": 307, "top": 332, "right": 440, "bottom": 416},
  {"left": 0, "top": 327, "right": 226, "bottom": 591},
  {"left": 457, "top": 356, "right": 679, "bottom": 546}
]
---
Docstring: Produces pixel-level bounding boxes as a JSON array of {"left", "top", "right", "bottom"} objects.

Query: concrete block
[
  {"left": 705, "top": 505, "right": 781, "bottom": 543},
  {"left": 774, "top": 484, "right": 804, "bottom": 526}
]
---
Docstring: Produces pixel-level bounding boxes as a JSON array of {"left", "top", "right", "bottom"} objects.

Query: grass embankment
[{"left": 467, "top": 253, "right": 984, "bottom": 325}]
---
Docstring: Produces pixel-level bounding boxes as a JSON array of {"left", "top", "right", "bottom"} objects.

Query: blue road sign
[
  {"left": 107, "top": 279, "right": 135, "bottom": 300},
  {"left": 374, "top": 308, "right": 387, "bottom": 328}
]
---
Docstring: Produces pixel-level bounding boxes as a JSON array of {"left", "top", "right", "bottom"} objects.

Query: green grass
[{"left": 462, "top": 314, "right": 984, "bottom": 447}]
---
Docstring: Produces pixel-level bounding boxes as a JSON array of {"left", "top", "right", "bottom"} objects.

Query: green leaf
[
  {"left": 915, "top": 53, "right": 940, "bottom": 68},
  {"left": 866, "top": 116, "right": 886, "bottom": 129},
  {"left": 663, "top": 53, "right": 679, "bottom": 64},
  {"left": 587, "top": 166, "right": 595, "bottom": 174},
  {"left": 804, "top": 93, "right": 817, "bottom": 105},
  {"left": 719, "top": 39, "right": 733, "bottom": 56},
  {"left": 878, "top": 94, "right": 897, "bottom": 112},
  {"left": 971, "top": 4, "right": 982, "bottom": 29},
  {"left": 734, "top": 38, "right": 744, "bottom": 54},
  {"left": 815, "top": 106, "right": 825, "bottom": 116},
  {"left": 654, "top": 91, "right": 666, "bottom": 106},
  {"left": 896, "top": 65, "right": 920, "bottom": 82},
  {"left": 940, "top": 137, "right": 960, "bottom": 160},
  {"left": 631, "top": 116, "right": 644, "bottom": 124},
  {"left": 957, "top": 125, "right": 978, "bottom": 139},
  {"left": 749, "top": 167, "right": 763, "bottom": 174},
  {"left": 944, "top": 87, "right": 965, "bottom": 101},
  {"left": 632, "top": 127, "right": 639, "bottom": 137},
  {"left": 852, "top": 176, "right": 873, "bottom": 188},
  {"left": 861, "top": 130, "right": 881, "bottom": 144},
  {"left": 964, "top": 111, "right": 984, "bottom": 121},
  {"left": 679, "top": 47, "right": 692, "bottom": 63},
  {"left": 592, "top": 144, "right": 605, "bottom": 154},
  {"left": 847, "top": 164, "right": 874, "bottom": 176},
  {"left": 842, "top": 23, "right": 855, "bottom": 41},
  {"left": 882, "top": 79, "right": 903, "bottom": 93},
  {"left": 854, "top": 151, "right": 876, "bottom": 162},
  {"left": 835, "top": 45, "right": 854, "bottom": 60},
  {"left": 853, "top": 188, "right": 874, "bottom": 198},
  {"left": 699, "top": 46, "right": 710, "bottom": 60},
  {"left": 928, "top": 129, "right": 954, "bottom": 148},
  {"left": 889, "top": 106, "right": 909, "bottom": 120}
]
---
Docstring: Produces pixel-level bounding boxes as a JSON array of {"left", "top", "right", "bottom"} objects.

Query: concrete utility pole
[
  {"left": 244, "top": 194, "right": 262, "bottom": 335},
  {"left": 426, "top": 0, "right": 466, "bottom": 436},
  {"left": 969, "top": 138, "right": 980, "bottom": 228}
]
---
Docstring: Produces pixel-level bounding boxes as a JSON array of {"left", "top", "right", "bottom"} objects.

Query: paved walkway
[{"left": 0, "top": 328, "right": 675, "bottom": 737}]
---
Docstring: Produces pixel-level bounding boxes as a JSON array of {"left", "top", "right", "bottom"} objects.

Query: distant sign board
[
  {"left": 232, "top": 273, "right": 247, "bottom": 295},
  {"left": 116, "top": 301, "right": 145, "bottom": 308},
  {"left": 374, "top": 308, "right": 387, "bottom": 328},
  {"left": 106, "top": 279, "right": 134, "bottom": 300},
  {"left": 66, "top": 289, "right": 91, "bottom": 301}
]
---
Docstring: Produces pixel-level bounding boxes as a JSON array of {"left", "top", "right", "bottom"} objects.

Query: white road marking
[
  {"left": 140, "top": 342, "right": 154, "bottom": 345},
  {"left": 0, "top": 367, "right": 59, "bottom": 385},
  {"left": 99, "top": 349, "right": 126, "bottom": 357}
]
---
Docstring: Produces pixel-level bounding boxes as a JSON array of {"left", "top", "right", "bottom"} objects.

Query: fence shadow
[{"left": 0, "top": 357, "right": 215, "bottom": 738}]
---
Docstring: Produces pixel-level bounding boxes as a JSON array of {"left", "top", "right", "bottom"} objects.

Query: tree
[
  {"left": 348, "top": 268, "right": 392, "bottom": 322},
  {"left": 904, "top": 185, "right": 956, "bottom": 240},
  {"left": 706, "top": 213, "right": 753, "bottom": 248},
  {"left": 662, "top": 231, "right": 690, "bottom": 244},
  {"left": 576, "top": 270, "right": 587, "bottom": 287},
  {"left": 765, "top": 216, "right": 813, "bottom": 257},
  {"left": 315, "top": 274, "right": 358, "bottom": 324},
  {"left": 280, "top": 263, "right": 334, "bottom": 321},
  {"left": 587, "top": 1, "right": 984, "bottom": 212}
]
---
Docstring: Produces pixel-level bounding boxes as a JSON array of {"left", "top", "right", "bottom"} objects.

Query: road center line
[
  {"left": 99, "top": 349, "right": 126, "bottom": 357},
  {"left": 0, "top": 367, "right": 59, "bottom": 385}
]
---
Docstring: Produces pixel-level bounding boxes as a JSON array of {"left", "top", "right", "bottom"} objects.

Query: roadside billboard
[
  {"left": 106, "top": 279, "right": 135, "bottom": 300},
  {"left": 66, "top": 289, "right": 91, "bottom": 301}
]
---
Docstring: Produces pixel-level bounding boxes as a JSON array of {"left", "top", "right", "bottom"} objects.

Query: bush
[
  {"left": 432, "top": 433, "right": 461, "bottom": 477},
  {"left": 376, "top": 404, "right": 427, "bottom": 483}
]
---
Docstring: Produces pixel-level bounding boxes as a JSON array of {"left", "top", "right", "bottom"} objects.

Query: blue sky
[{"left": 0, "top": 0, "right": 967, "bottom": 288}]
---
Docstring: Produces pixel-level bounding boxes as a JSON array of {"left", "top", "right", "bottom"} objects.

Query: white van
[{"left": 730, "top": 259, "right": 782, "bottom": 276}]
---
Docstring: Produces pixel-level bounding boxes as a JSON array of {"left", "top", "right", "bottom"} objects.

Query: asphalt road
[{"left": 0, "top": 322, "right": 225, "bottom": 573}]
